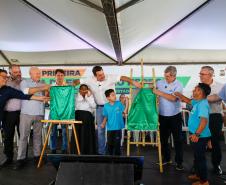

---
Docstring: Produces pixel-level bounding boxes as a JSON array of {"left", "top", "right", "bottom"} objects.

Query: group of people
[
  {"left": 0, "top": 65, "right": 137, "bottom": 169},
  {"left": 0, "top": 64, "right": 226, "bottom": 185},
  {"left": 153, "top": 65, "right": 226, "bottom": 185}
]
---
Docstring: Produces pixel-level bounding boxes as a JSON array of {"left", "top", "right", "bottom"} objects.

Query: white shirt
[
  {"left": 209, "top": 80, "right": 224, "bottom": 114},
  {"left": 80, "top": 74, "right": 120, "bottom": 105},
  {"left": 75, "top": 93, "right": 96, "bottom": 113}
]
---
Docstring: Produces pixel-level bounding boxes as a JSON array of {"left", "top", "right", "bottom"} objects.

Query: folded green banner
[
  {"left": 127, "top": 88, "right": 158, "bottom": 131},
  {"left": 50, "top": 86, "right": 75, "bottom": 120}
]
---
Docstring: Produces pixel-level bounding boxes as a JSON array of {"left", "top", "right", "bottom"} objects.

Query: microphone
[{"left": 165, "top": 85, "right": 167, "bottom": 88}]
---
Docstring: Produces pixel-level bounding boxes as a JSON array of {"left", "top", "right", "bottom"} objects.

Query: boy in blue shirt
[
  {"left": 101, "top": 89, "right": 125, "bottom": 155},
  {"left": 175, "top": 83, "right": 211, "bottom": 185}
]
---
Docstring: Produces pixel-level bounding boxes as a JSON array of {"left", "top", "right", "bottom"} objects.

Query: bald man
[{"left": 14, "top": 67, "right": 50, "bottom": 170}]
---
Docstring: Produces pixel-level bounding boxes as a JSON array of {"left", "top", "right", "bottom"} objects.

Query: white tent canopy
[{"left": 0, "top": 0, "right": 226, "bottom": 66}]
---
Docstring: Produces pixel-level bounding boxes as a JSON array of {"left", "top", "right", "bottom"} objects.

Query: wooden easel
[
  {"left": 126, "top": 59, "right": 163, "bottom": 173},
  {"left": 37, "top": 120, "right": 82, "bottom": 168}
]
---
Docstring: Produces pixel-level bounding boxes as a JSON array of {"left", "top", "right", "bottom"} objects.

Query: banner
[
  {"left": 50, "top": 86, "right": 75, "bottom": 120},
  {"left": 127, "top": 88, "right": 158, "bottom": 131}
]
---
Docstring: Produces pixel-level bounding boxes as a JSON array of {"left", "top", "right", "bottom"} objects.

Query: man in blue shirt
[
  {"left": 101, "top": 89, "right": 125, "bottom": 155},
  {"left": 175, "top": 83, "right": 211, "bottom": 185},
  {"left": 152, "top": 66, "right": 183, "bottom": 170}
]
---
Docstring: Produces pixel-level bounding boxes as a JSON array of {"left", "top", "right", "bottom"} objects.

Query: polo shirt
[{"left": 188, "top": 99, "right": 211, "bottom": 138}]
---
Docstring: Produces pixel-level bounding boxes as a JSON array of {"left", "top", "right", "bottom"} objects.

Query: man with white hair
[
  {"left": 14, "top": 67, "right": 49, "bottom": 169},
  {"left": 153, "top": 66, "right": 184, "bottom": 171},
  {"left": 199, "top": 66, "right": 224, "bottom": 175}
]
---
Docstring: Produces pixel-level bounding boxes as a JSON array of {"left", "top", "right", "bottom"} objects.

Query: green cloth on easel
[
  {"left": 50, "top": 86, "right": 75, "bottom": 120},
  {"left": 127, "top": 88, "right": 158, "bottom": 131}
]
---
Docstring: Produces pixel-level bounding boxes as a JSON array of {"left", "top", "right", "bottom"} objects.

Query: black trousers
[
  {"left": 107, "top": 130, "right": 121, "bottom": 156},
  {"left": 209, "top": 113, "right": 223, "bottom": 167},
  {"left": 2, "top": 111, "right": 20, "bottom": 160},
  {"left": 159, "top": 113, "right": 183, "bottom": 164},
  {"left": 193, "top": 137, "right": 209, "bottom": 181}
]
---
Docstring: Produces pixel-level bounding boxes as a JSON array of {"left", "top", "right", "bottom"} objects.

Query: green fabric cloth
[
  {"left": 50, "top": 86, "right": 75, "bottom": 120},
  {"left": 127, "top": 88, "right": 158, "bottom": 131}
]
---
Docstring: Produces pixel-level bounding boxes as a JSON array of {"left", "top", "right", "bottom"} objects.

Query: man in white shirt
[
  {"left": 199, "top": 66, "right": 224, "bottom": 175},
  {"left": 73, "top": 66, "right": 141, "bottom": 155}
]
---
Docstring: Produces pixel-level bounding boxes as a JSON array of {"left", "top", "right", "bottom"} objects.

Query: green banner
[
  {"left": 50, "top": 86, "right": 75, "bottom": 120},
  {"left": 127, "top": 88, "right": 158, "bottom": 131}
]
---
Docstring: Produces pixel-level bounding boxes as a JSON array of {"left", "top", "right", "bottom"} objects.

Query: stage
[{"left": 0, "top": 143, "right": 226, "bottom": 185}]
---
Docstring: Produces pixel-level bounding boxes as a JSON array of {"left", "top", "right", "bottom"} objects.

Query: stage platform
[{"left": 0, "top": 144, "right": 226, "bottom": 185}]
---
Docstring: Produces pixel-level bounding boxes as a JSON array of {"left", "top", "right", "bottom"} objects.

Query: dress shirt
[
  {"left": 208, "top": 81, "right": 224, "bottom": 114},
  {"left": 157, "top": 79, "right": 183, "bottom": 116},
  {"left": 80, "top": 74, "right": 120, "bottom": 105}
]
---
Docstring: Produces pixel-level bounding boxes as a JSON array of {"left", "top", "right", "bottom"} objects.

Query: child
[
  {"left": 101, "top": 89, "right": 125, "bottom": 155},
  {"left": 175, "top": 83, "right": 211, "bottom": 185}
]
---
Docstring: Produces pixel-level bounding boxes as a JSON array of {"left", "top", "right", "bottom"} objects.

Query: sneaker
[
  {"left": 188, "top": 174, "right": 200, "bottom": 181},
  {"left": 214, "top": 165, "right": 223, "bottom": 175},
  {"left": 175, "top": 164, "right": 184, "bottom": 171},
  {"left": 192, "top": 180, "right": 209, "bottom": 185}
]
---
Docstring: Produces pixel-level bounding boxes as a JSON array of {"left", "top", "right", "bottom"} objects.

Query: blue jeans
[
  {"left": 96, "top": 106, "right": 106, "bottom": 154},
  {"left": 50, "top": 124, "right": 67, "bottom": 150}
]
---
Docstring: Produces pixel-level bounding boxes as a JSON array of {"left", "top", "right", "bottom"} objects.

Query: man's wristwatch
[{"left": 195, "top": 133, "right": 200, "bottom": 137}]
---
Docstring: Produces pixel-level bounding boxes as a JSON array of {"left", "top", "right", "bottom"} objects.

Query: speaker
[
  {"left": 47, "top": 154, "right": 144, "bottom": 185},
  {"left": 55, "top": 162, "right": 134, "bottom": 185}
]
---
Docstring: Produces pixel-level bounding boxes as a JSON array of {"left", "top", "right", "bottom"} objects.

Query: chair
[{"left": 182, "top": 109, "right": 190, "bottom": 145}]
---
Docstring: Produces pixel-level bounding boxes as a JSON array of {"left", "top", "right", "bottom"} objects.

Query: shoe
[
  {"left": 0, "top": 158, "right": 13, "bottom": 168},
  {"left": 13, "top": 160, "right": 26, "bottom": 170},
  {"left": 157, "top": 160, "right": 172, "bottom": 165},
  {"left": 175, "top": 164, "right": 184, "bottom": 171},
  {"left": 214, "top": 165, "right": 223, "bottom": 175},
  {"left": 192, "top": 180, "right": 209, "bottom": 185},
  {"left": 51, "top": 150, "right": 56, "bottom": 154},
  {"left": 188, "top": 174, "right": 200, "bottom": 181}
]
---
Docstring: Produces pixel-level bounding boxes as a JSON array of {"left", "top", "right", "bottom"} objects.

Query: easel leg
[
  {"left": 37, "top": 123, "right": 53, "bottom": 168},
  {"left": 127, "top": 131, "right": 131, "bottom": 156},
  {"left": 72, "top": 124, "right": 80, "bottom": 155},
  {"left": 157, "top": 130, "right": 163, "bottom": 173}
]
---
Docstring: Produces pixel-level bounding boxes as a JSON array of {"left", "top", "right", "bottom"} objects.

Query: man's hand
[
  {"left": 31, "top": 96, "right": 50, "bottom": 102},
  {"left": 101, "top": 123, "right": 105, "bottom": 129},
  {"left": 133, "top": 81, "right": 142, "bottom": 88},
  {"left": 189, "top": 134, "right": 199, "bottom": 143},
  {"left": 41, "top": 84, "right": 50, "bottom": 91}
]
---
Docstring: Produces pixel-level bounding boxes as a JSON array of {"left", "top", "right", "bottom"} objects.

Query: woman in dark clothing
[{"left": 71, "top": 84, "right": 96, "bottom": 154}]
